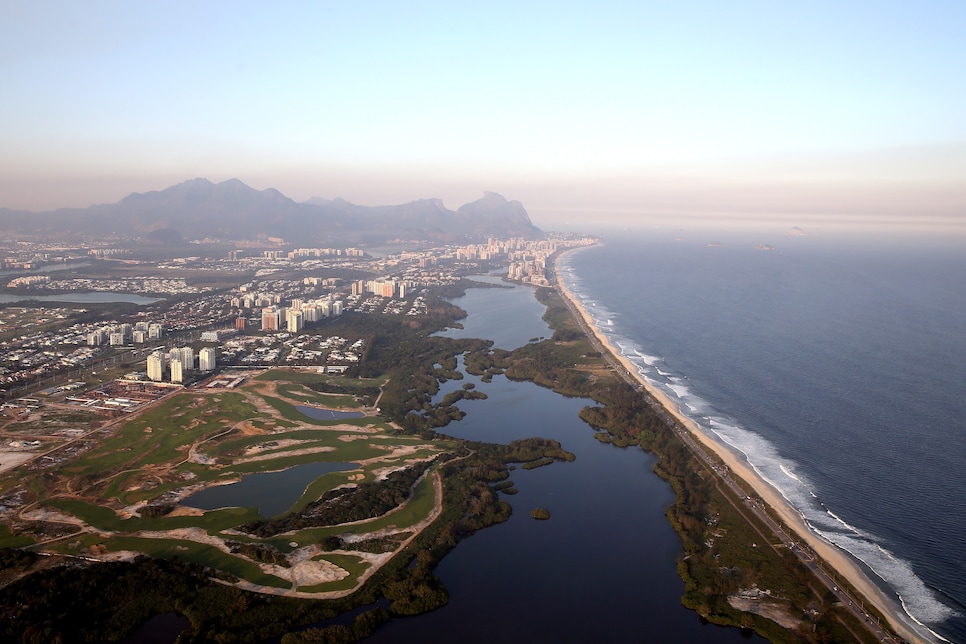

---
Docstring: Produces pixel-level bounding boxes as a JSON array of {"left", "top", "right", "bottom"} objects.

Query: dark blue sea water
[{"left": 560, "top": 229, "right": 966, "bottom": 643}]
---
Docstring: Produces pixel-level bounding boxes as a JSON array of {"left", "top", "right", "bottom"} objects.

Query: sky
[{"left": 2, "top": 1, "right": 965, "bottom": 233}]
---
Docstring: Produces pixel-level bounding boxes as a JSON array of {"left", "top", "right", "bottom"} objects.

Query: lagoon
[
  {"left": 369, "top": 277, "right": 762, "bottom": 642},
  {"left": 183, "top": 460, "right": 356, "bottom": 518},
  {"left": 434, "top": 275, "right": 551, "bottom": 350},
  {"left": 0, "top": 261, "right": 91, "bottom": 277},
  {"left": 0, "top": 291, "right": 161, "bottom": 305}
]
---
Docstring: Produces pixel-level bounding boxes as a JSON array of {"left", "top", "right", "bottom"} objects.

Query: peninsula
[{"left": 552, "top": 244, "right": 929, "bottom": 644}]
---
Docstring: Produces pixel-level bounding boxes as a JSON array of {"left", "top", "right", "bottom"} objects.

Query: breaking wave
[{"left": 557, "top": 257, "right": 958, "bottom": 639}]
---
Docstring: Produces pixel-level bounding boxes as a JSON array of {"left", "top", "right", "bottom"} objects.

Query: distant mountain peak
[
  {"left": 0, "top": 179, "right": 543, "bottom": 244},
  {"left": 457, "top": 192, "right": 533, "bottom": 230}
]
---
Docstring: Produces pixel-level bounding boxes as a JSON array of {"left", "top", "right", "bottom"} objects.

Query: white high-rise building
[
  {"left": 170, "top": 358, "right": 183, "bottom": 384},
  {"left": 286, "top": 308, "right": 304, "bottom": 333},
  {"left": 147, "top": 352, "right": 164, "bottom": 382},
  {"left": 179, "top": 346, "right": 194, "bottom": 370},
  {"left": 302, "top": 305, "right": 320, "bottom": 322},
  {"left": 167, "top": 347, "right": 193, "bottom": 370},
  {"left": 148, "top": 323, "right": 163, "bottom": 339},
  {"left": 199, "top": 347, "right": 216, "bottom": 372}
]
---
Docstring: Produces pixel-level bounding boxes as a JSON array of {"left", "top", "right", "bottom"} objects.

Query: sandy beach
[{"left": 553, "top": 246, "right": 931, "bottom": 644}]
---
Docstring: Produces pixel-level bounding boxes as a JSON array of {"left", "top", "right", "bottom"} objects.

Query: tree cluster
[
  {"left": 578, "top": 381, "right": 667, "bottom": 448},
  {"left": 139, "top": 501, "right": 176, "bottom": 518},
  {"left": 226, "top": 541, "right": 290, "bottom": 567},
  {"left": 240, "top": 461, "right": 434, "bottom": 537},
  {"left": 280, "top": 609, "right": 391, "bottom": 644}
]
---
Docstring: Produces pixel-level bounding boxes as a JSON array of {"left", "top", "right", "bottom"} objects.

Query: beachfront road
[{"left": 551, "top": 281, "right": 901, "bottom": 644}]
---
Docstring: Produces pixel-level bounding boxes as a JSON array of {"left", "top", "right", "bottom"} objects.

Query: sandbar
[{"left": 553, "top": 245, "right": 931, "bottom": 644}]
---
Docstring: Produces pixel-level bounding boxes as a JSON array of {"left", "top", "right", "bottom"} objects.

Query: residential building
[
  {"left": 286, "top": 308, "right": 304, "bottom": 333},
  {"left": 147, "top": 352, "right": 164, "bottom": 382},
  {"left": 170, "top": 358, "right": 183, "bottom": 384},
  {"left": 261, "top": 307, "right": 281, "bottom": 331},
  {"left": 199, "top": 347, "right": 216, "bottom": 372}
]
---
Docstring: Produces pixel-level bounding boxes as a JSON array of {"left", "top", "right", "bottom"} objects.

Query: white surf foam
[
  {"left": 779, "top": 463, "right": 804, "bottom": 484},
  {"left": 556, "top": 255, "right": 958, "bottom": 636},
  {"left": 825, "top": 509, "right": 864, "bottom": 535},
  {"left": 692, "top": 405, "right": 958, "bottom": 634},
  {"left": 665, "top": 383, "right": 690, "bottom": 399},
  {"left": 634, "top": 351, "right": 660, "bottom": 366}
]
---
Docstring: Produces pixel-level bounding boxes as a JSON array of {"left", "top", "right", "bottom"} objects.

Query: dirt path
[{"left": 138, "top": 469, "right": 447, "bottom": 599}]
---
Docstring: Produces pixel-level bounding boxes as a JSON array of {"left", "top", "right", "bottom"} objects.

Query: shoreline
[{"left": 552, "top": 245, "right": 931, "bottom": 644}]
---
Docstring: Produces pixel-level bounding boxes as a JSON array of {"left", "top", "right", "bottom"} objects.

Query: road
[
  {"left": 551, "top": 278, "right": 903, "bottom": 643},
  {"left": 3, "top": 325, "right": 208, "bottom": 402}
]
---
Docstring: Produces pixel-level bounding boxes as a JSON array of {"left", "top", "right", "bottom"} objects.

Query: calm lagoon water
[
  {"left": 369, "top": 278, "right": 762, "bottom": 643},
  {"left": 0, "top": 260, "right": 90, "bottom": 276},
  {"left": 0, "top": 291, "right": 160, "bottom": 305},
  {"left": 183, "top": 460, "right": 355, "bottom": 518},
  {"left": 433, "top": 274, "right": 552, "bottom": 350}
]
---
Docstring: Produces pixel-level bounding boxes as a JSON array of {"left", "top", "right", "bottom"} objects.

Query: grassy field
[
  {"left": 3, "top": 368, "right": 449, "bottom": 595},
  {"left": 1, "top": 408, "right": 102, "bottom": 434},
  {"left": 61, "top": 391, "right": 262, "bottom": 480},
  {"left": 262, "top": 473, "right": 439, "bottom": 552},
  {"left": 45, "top": 498, "right": 262, "bottom": 533},
  {"left": 0, "top": 524, "right": 35, "bottom": 549},
  {"left": 254, "top": 369, "right": 383, "bottom": 388},
  {"left": 274, "top": 382, "right": 363, "bottom": 409}
]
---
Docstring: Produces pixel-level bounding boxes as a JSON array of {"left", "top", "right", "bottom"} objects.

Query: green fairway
[
  {"left": 275, "top": 382, "right": 363, "bottom": 409},
  {"left": 0, "top": 524, "right": 35, "bottom": 549},
  {"left": 46, "top": 498, "right": 261, "bottom": 532},
  {"left": 4, "top": 368, "right": 448, "bottom": 594},
  {"left": 105, "top": 536, "right": 292, "bottom": 588}
]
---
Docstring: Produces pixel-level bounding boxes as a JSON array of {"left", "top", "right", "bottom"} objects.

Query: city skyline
[{"left": 3, "top": 2, "right": 964, "bottom": 234}]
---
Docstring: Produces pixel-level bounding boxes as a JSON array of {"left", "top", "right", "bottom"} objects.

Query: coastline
[{"left": 552, "top": 245, "right": 930, "bottom": 644}]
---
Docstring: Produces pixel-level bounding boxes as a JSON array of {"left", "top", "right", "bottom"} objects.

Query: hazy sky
[{"left": 2, "top": 1, "right": 964, "bottom": 232}]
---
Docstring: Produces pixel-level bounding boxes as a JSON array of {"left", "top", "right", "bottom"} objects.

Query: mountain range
[{"left": 0, "top": 179, "right": 543, "bottom": 245}]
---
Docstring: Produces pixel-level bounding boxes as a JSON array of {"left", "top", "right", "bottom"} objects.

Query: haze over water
[{"left": 560, "top": 228, "right": 966, "bottom": 642}]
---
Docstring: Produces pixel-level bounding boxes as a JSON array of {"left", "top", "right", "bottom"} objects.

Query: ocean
[
  {"left": 558, "top": 227, "right": 966, "bottom": 643},
  {"left": 369, "top": 276, "right": 766, "bottom": 643}
]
